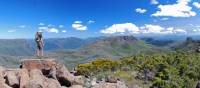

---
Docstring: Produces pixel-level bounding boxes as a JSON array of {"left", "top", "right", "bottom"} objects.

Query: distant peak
[{"left": 102, "top": 36, "right": 138, "bottom": 42}]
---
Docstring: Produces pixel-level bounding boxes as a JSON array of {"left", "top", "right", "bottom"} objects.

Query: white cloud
[
  {"left": 72, "top": 24, "right": 87, "bottom": 31},
  {"left": 152, "top": 0, "right": 196, "bottom": 17},
  {"left": 19, "top": 25, "right": 26, "bottom": 28},
  {"left": 88, "top": 20, "right": 95, "bottom": 24},
  {"left": 38, "top": 26, "right": 59, "bottom": 33},
  {"left": 151, "top": 0, "right": 159, "bottom": 5},
  {"left": 8, "top": 30, "right": 16, "bottom": 33},
  {"left": 100, "top": 23, "right": 187, "bottom": 35},
  {"left": 38, "top": 26, "right": 48, "bottom": 30},
  {"left": 193, "top": 2, "right": 200, "bottom": 8},
  {"left": 39, "top": 23, "right": 45, "bottom": 26},
  {"left": 62, "top": 30, "right": 67, "bottom": 33},
  {"left": 141, "top": 24, "right": 187, "bottom": 34},
  {"left": 72, "top": 21, "right": 87, "bottom": 31},
  {"left": 74, "top": 21, "right": 82, "bottom": 24},
  {"left": 140, "top": 24, "right": 165, "bottom": 34},
  {"left": 59, "top": 25, "right": 64, "bottom": 28},
  {"left": 48, "top": 28, "right": 59, "bottom": 33},
  {"left": 173, "top": 29, "right": 187, "bottom": 34},
  {"left": 193, "top": 29, "right": 197, "bottom": 32},
  {"left": 135, "top": 8, "right": 147, "bottom": 13},
  {"left": 100, "top": 23, "right": 140, "bottom": 34}
]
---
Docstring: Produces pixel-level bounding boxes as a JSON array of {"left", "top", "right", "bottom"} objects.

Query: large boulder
[
  {"left": 26, "top": 69, "right": 45, "bottom": 88},
  {"left": 69, "top": 85, "right": 83, "bottom": 88},
  {"left": 105, "top": 76, "right": 118, "bottom": 83},
  {"left": 5, "top": 70, "right": 19, "bottom": 88},
  {"left": 0, "top": 66, "right": 5, "bottom": 81},
  {"left": 0, "top": 67, "right": 11, "bottom": 88},
  {"left": 21, "top": 59, "right": 57, "bottom": 70},
  {"left": 19, "top": 69, "right": 29, "bottom": 88},
  {"left": 21, "top": 59, "right": 85, "bottom": 86},
  {"left": 0, "top": 83, "right": 12, "bottom": 88},
  {"left": 0, "top": 59, "right": 86, "bottom": 88},
  {"left": 44, "top": 78, "right": 62, "bottom": 88},
  {"left": 73, "top": 76, "right": 85, "bottom": 85},
  {"left": 55, "top": 63, "right": 74, "bottom": 86}
]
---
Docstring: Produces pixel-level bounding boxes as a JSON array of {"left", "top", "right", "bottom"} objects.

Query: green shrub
[{"left": 75, "top": 52, "right": 200, "bottom": 88}]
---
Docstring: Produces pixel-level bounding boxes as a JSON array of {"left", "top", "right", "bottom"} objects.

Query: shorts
[{"left": 37, "top": 42, "right": 43, "bottom": 50}]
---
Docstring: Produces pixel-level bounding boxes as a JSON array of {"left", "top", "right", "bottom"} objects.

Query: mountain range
[{"left": 0, "top": 36, "right": 199, "bottom": 68}]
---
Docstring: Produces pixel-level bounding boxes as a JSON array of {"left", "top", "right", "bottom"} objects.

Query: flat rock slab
[{"left": 21, "top": 59, "right": 57, "bottom": 70}]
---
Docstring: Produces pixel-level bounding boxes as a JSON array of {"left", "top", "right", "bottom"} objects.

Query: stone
[
  {"left": 73, "top": 76, "right": 85, "bottom": 85},
  {"left": 69, "top": 85, "right": 83, "bottom": 88},
  {"left": 5, "top": 70, "right": 19, "bottom": 88},
  {"left": 26, "top": 69, "right": 45, "bottom": 88},
  {"left": 56, "top": 63, "right": 74, "bottom": 87},
  {"left": 105, "top": 76, "right": 118, "bottom": 83},
  {"left": 116, "top": 81, "right": 128, "bottom": 88},
  {"left": 0, "top": 59, "right": 88, "bottom": 88},
  {"left": 23, "top": 82, "right": 43, "bottom": 88},
  {"left": 70, "top": 85, "right": 83, "bottom": 88},
  {"left": 44, "top": 78, "right": 62, "bottom": 88},
  {"left": 21, "top": 59, "right": 77, "bottom": 86},
  {"left": 0, "top": 66, "right": 5, "bottom": 82},
  {"left": 61, "top": 86, "right": 67, "bottom": 88},
  {"left": 19, "top": 69, "right": 29, "bottom": 88},
  {"left": 0, "top": 67, "right": 12, "bottom": 88},
  {"left": 48, "top": 66, "right": 57, "bottom": 80},
  {"left": 21, "top": 59, "right": 56, "bottom": 70},
  {"left": 0, "top": 84, "right": 12, "bottom": 88}
]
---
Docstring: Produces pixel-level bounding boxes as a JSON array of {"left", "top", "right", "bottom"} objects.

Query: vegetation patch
[{"left": 76, "top": 52, "right": 200, "bottom": 88}]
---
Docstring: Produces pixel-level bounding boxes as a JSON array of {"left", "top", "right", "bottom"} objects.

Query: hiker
[{"left": 35, "top": 31, "right": 44, "bottom": 57}]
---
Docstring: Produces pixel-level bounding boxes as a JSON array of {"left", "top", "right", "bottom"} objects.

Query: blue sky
[{"left": 0, "top": 0, "right": 200, "bottom": 39}]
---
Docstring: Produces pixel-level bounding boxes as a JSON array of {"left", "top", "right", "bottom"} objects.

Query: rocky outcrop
[
  {"left": 0, "top": 59, "right": 128, "bottom": 88},
  {"left": 0, "top": 67, "right": 12, "bottom": 88},
  {"left": 0, "top": 59, "right": 85, "bottom": 88},
  {"left": 5, "top": 70, "right": 19, "bottom": 88}
]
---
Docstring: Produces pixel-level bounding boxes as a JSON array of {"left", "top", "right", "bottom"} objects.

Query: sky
[{"left": 0, "top": 0, "right": 200, "bottom": 39}]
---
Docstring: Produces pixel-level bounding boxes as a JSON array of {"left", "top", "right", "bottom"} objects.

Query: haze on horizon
[{"left": 0, "top": 0, "right": 200, "bottom": 39}]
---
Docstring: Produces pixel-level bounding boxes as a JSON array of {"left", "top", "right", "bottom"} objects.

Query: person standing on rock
[{"left": 35, "top": 31, "right": 44, "bottom": 58}]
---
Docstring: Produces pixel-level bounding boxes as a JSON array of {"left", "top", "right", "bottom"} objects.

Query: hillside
[
  {"left": 0, "top": 36, "right": 192, "bottom": 68},
  {"left": 28, "top": 37, "right": 97, "bottom": 51},
  {"left": 78, "top": 36, "right": 165, "bottom": 58},
  {"left": 49, "top": 36, "right": 167, "bottom": 68},
  {"left": 0, "top": 37, "right": 97, "bottom": 56},
  {"left": 170, "top": 37, "right": 200, "bottom": 52},
  {"left": 0, "top": 39, "right": 34, "bottom": 56},
  {"left": 0, "top": 37, "right": 97, "bottom": 68},
  {"left": 76, "top": 52, "right": 200, "bottom": 88},
  {"left": 140, "top": 37, "right": 175, "bottom": 47}
]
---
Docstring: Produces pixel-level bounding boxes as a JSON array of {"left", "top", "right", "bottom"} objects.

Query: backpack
[{"left": 35, "top": 32, "right": 42, "bottom": 42}]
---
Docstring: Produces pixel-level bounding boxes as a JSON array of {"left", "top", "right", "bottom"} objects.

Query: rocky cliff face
[{"left": 0, "top": 59, "right": 127, "bottom": 88}]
